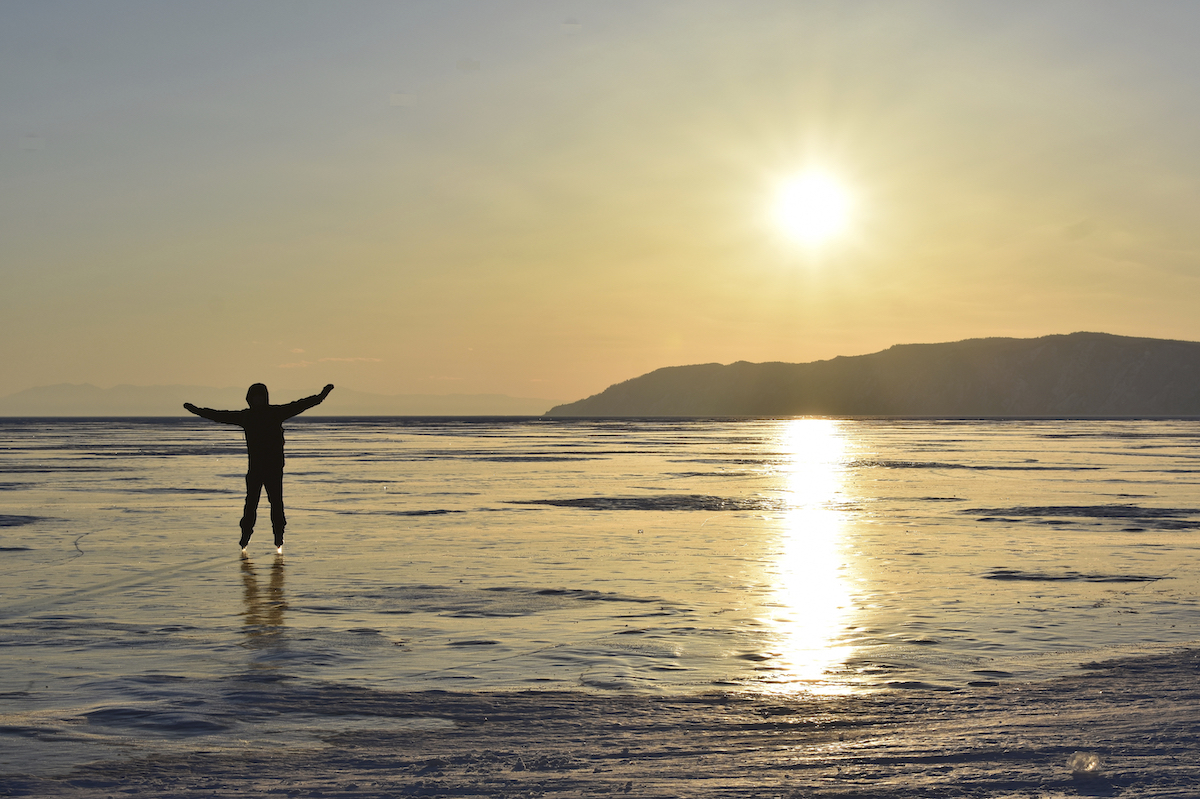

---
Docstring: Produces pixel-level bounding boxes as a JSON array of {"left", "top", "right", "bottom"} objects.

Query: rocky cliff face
[{"left": 546, "top": 333, "right": 1200, "bottom": 417}]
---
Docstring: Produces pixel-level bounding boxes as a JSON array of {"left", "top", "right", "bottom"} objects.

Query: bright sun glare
[{"left": 773, "top": 171, "right": 852, "bottom": 246}]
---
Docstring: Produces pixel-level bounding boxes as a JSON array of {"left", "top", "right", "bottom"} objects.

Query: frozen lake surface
[{"left": 2, "top": 416, "right": 1200, "bottom": 774}]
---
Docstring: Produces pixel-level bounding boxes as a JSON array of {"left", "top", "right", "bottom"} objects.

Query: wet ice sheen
[{"left": 2, "top": 417, "right": 1200, "bottom": 772}]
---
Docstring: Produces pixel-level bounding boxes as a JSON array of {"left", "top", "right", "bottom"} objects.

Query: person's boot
[
  {"left": 239, "top": 528, "right": 253, "bottom": 549},
  {"left": 273, "top": 526, "right": 284, "bottom": 551}
]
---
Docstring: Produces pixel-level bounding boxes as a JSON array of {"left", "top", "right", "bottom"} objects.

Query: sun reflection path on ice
[{"left": 765, "top": 418, "right": 859, "bottom": 693}]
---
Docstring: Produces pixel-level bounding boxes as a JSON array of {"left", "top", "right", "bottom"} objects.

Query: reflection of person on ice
[{"left": 184, "top": 383, "right": 333, "bottom": 552}]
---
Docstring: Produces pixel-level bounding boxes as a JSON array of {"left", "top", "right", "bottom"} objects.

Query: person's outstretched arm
[
  {"left": 183, "top": 403, "right": 244, "bottom": 425},
  {"left": 277, "top": 384, "right": 334, "bottom": 420}
]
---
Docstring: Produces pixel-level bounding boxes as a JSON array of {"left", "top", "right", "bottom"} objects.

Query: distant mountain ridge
[
  {"left": 0, "top": 384, "right": 557, "bottom": 417},
  {"left": 545, "top": 333, "right": 1200, "bottom": 417}
]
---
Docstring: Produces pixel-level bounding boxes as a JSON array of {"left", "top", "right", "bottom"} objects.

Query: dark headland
[{"left": 545, "top": 332, "right": 1200, "bottom": 417}]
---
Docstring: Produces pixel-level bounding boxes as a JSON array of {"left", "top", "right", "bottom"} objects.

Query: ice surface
[{"left": 3, "top": 417, "right": 1200, "bottom": 786}]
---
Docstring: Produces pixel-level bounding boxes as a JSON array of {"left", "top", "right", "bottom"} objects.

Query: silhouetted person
[{"left": 184, "top": 383, "right": 333, "bottom": 551}]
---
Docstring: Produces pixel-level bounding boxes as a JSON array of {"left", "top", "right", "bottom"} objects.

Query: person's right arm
[
  {"left": 183, "top": 403, "right": 243, "bottom": 425},
  {"left": 276, "top": 384, "right": 335, "bottom": 421}
]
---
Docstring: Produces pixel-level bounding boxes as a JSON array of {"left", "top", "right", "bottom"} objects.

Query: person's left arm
[
  {"left": 183, "top": 403, "right": 244, "bottom": 425},
  {"left": 278, "top": 384, "right": 334, "bottom": 420}
]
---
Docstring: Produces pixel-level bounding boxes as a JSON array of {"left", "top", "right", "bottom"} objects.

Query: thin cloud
[{"left": 279, "top": 356, "right": 382, "bottom": 368}]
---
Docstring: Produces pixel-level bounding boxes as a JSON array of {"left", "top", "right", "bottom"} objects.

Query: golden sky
[{"left": 4, "top": 1, "right": 1200, "bottom": 402}]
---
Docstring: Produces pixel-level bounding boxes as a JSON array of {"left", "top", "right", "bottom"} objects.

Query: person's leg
[
  {"left": 264, "top": 469, "right": 286, "bottom": 548},
  {"left": 241, "top": 470, "right": 265, "bottom": 548}
]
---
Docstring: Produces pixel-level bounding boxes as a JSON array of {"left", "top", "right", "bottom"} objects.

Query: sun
[{"left": 773, "top": 171, "right": 852, "bottom": 246}]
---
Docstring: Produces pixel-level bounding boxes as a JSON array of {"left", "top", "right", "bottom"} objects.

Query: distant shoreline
[{"left": 5, "top": 414, "right": 1200, "bottom": 421}]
